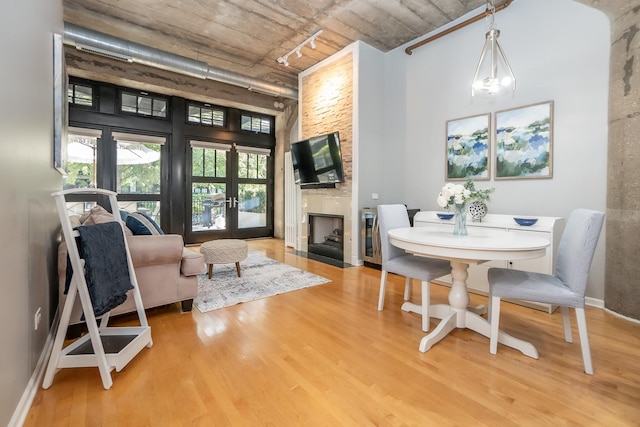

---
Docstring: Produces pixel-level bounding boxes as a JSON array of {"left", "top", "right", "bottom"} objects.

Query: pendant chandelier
[{"left": 472, "top": 0, "right": 516, "bottom": 97}]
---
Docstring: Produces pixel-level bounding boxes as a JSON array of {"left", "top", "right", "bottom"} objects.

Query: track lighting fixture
[{"left": 277, "top": 30, "right": 322, "bottom": 67}]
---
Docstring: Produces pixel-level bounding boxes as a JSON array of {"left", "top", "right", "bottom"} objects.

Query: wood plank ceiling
[{"left": 63, "top": 0, "right": 487, "bottom": 92}]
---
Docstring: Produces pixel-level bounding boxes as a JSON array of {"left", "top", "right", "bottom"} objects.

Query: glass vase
[{"left": 453, "top": 203, "right": 468, "bottom": 236}]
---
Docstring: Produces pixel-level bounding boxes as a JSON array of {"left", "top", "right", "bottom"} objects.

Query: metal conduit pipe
[
  {"left": 405, "top": 0, "right": 513, "bottom": 55},
  {"left": 63, "top": 22, "right": 299, "bottom": 100}
]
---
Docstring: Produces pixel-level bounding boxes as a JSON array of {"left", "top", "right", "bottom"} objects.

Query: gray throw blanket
[{"left": 65, "top": 222, "right": 133, "bottom": 317}]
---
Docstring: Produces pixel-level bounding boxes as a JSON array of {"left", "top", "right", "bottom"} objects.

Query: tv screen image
[{"left": 290, "top": 131, "right": 344, "bottom": 187}]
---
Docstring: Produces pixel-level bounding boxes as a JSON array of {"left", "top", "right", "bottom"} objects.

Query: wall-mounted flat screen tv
[{"left": 290, "top": 131, "right": 344, "bottom": 187}]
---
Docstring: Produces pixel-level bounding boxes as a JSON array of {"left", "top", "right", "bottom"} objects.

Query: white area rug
[{"left": 194, "top": 252, "right": 331, "bottom": 313}]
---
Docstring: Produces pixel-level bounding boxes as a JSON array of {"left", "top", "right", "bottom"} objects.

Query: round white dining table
[{"left": 388, "top": 226, "right": 550, "bottom": 356}]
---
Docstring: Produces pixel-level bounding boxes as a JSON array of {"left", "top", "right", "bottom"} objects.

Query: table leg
[
  {"left": 464, "top": 311, "right": 539, "bottom": 358},
  {"left": 208, "top": 264, "right": 213, "bottom": 279},
  {"left": 419, "top": 311, "right": 457, "bottom": 352}
]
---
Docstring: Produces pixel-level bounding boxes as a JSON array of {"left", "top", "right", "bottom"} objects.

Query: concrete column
[{"left": 577, "top": 0, "right": 640, "bottom": 319}]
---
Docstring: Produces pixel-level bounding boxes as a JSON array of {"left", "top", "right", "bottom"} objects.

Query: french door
[{"left": 186, "top": 139, "right": 273, "bottom": 243}]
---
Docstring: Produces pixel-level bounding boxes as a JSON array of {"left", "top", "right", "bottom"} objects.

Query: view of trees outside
[
  {"left": 116, "top": 142, "right": 161, "bottom": 194},
  {"left": 237, "top": 152, "right": 267, "bottom": 179},
  {"left": 192, "top": 147, "right": 226, "bottom": 177},
  {"left": 62, "top": 135, "right": 97, "bottom": 189}
]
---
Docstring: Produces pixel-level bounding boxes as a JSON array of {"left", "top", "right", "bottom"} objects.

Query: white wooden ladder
[{"left": 43, "top": 188, "right": 153, "bottom": 390}]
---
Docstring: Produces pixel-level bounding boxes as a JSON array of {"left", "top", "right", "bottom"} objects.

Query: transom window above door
[
  {"left": 120, "top": 90, "right": 168, "bottom": 118},
  {"left": 187, "top": 102, "right": 226, "bottom": 127}
]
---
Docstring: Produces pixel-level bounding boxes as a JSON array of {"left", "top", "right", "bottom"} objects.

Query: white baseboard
[
  {"left": 585, "top": 296, "right": 604, "bottom": 309},
  {"left": 604, "top": 307, "right": 640, "bottom": 324},
  {"left": 8, "top": 310, "right": 59, "bottom": 427}
]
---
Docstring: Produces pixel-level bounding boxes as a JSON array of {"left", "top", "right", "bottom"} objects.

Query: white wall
[
  {"left": 0, "top": 0, "right": 64, "bottom": 424},
  {"left": 384, "top": 0, "right": 610, "bottom": 299},
  {"left": 355, "top": 42, "right": 388, "bottom": 261}
]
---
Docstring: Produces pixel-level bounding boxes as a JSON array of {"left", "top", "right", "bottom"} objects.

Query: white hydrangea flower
[{"left": 435, "top": 179, "right": 494, "bottom": 211}]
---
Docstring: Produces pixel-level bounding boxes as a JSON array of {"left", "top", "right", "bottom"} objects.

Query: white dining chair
[
  {"left": 377, "top": 204, "right": 451, "bottom": 332},
  {"left": 488, "top": 209, "right": 605, "bottom": 374}
]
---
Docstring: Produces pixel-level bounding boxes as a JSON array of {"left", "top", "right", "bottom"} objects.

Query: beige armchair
[{"left": 57, "top": 210, "right": 205, "bottom": 328}]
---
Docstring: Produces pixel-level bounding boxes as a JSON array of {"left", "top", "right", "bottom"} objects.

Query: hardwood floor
[{"left": 26, "top": 238, "right": 640, "bottom": 426}]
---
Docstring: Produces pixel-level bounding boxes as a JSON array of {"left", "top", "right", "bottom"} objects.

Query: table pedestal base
[
  {"left": 402, "top": 260, "right": 538, "bottom": 359},
  {"left": 417, "top": 306, "right": 538, "bottom": 358}
]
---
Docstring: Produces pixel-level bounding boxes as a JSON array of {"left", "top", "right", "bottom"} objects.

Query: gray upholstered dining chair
[
  {"left": 488, "top": 209, "right": 605, "bottom": 374},
  {"left": 377, "top": 204, "right": 451, "bottom": 332}
]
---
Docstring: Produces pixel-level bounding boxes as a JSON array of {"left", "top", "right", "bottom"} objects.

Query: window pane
[
  {"left": 192, "top": 184, "right": 226, "bottom": 231},
  {"left": 116, "top": 142, "right": 161, "bottom": 194},
  {"left": 67, "top": 86, "right": 74, "bottom": 104},
  {"left": 201, "top": 107, "right": 213, "bottom": 125},
  {"left": 204, "top": 148, "right": 217, "bottom": 177},
  {"left": 63, "top": 134, "right": 97, "bottom": 189},
  {"left": 238, "top": 184, "right": 266, "bottom": 228},
  {"left": 216, "top": 150, "right": 227, "bottom": 177},
  {"left": 241, "top": 115, "right": 252, "bottom": 130},
  {"left": 251, "top": 117, "right": 261, "bottom": 132},
  {"left": 122, "top": 93, "right": 137, "bottom": 113},
  {"left": 188, "top": 105, "right": 201, "bottom": 123},
  {"left": 192, "top": 147, "right": 204, "bottom": 176},
  {"left": 152, "top": 99, "right": 167, "bottom": 117},
  {"left": 237, "top": 153, "right": 248, "bottom": 178},
  {"left": 75, "top": 85, "right": 93, "bottom": 106},
  {"left": 257, "top": 154, "right": 267, "bottom": 179},
  {"left": 212, "top": 109, "right": 224, "bottom": 126},
  {"left": 247, "top": 153, "right": 258, "bottom": 179},
  {"left": 138, "top": 97, "right": 152, "bottom": 115},
  {"left": 261, "top": 118, "right": 271, "bottom": 134}
]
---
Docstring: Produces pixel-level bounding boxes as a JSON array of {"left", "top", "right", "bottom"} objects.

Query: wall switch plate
[{"left": 372, "top": 193, "right": 379, "bottom": 200}]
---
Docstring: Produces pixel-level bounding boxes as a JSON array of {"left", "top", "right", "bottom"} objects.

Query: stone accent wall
[{"left": 300, "top": 53, "right": 354, "bottom": 262}]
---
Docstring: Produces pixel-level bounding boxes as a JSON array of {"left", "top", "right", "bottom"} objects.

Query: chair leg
[
  {"left": 575, "top": 307, "right": 594, "bottom": 375},
  {"left": 489, "top": 295, "right": 501, "bottom": 355},
  {"left": 561, "top": 306, "right": 573, "bottom": 343},
  {"left": 421, "top": 280, "right": 430, "bottom": 332},
  {"left": 404, "top": 277, "right": 412, "bottom": 301},
  {"left": 378, "top": 270, "right": 388, "bottom": 311}
]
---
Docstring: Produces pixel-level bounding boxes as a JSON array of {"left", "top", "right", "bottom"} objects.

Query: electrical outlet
[
  {"left": 34, "top": 307, "right": 42, "bottom": 331},
  {"left": 372, "top": 193, "right": 379, "bottom": 200}
]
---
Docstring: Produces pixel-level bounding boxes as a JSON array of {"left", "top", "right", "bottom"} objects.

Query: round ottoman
[{"left": 199, "top": 239, "right": 248, "bottom": 279}]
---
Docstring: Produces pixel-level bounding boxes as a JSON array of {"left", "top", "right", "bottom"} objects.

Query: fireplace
[{"left": 307, "top": 213, "right": 344, "bottom": 262}]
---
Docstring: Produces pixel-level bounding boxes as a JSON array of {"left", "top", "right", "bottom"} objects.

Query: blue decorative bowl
[
  {"left": 437, "top": 212, "right": 454, "bottom": 220},
  {"left": 514, "top": 217, "right": 538, "bottom": 226}
]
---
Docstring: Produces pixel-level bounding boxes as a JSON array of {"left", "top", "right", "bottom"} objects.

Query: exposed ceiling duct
[{"left": 63, "top": 22, "right": 298, "bottom": 100}]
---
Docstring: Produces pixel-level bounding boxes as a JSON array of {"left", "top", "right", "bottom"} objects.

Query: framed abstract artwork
[
  {"left": 446, "top": 113, "right": 490, "bottom": 181},
  {"left": 494, "top": 100, "right": 554, "bottom": 180}
]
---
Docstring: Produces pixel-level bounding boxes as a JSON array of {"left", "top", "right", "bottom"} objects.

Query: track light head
[{"left": 276, "top": 55, "right": 290, "bottom": 67}]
